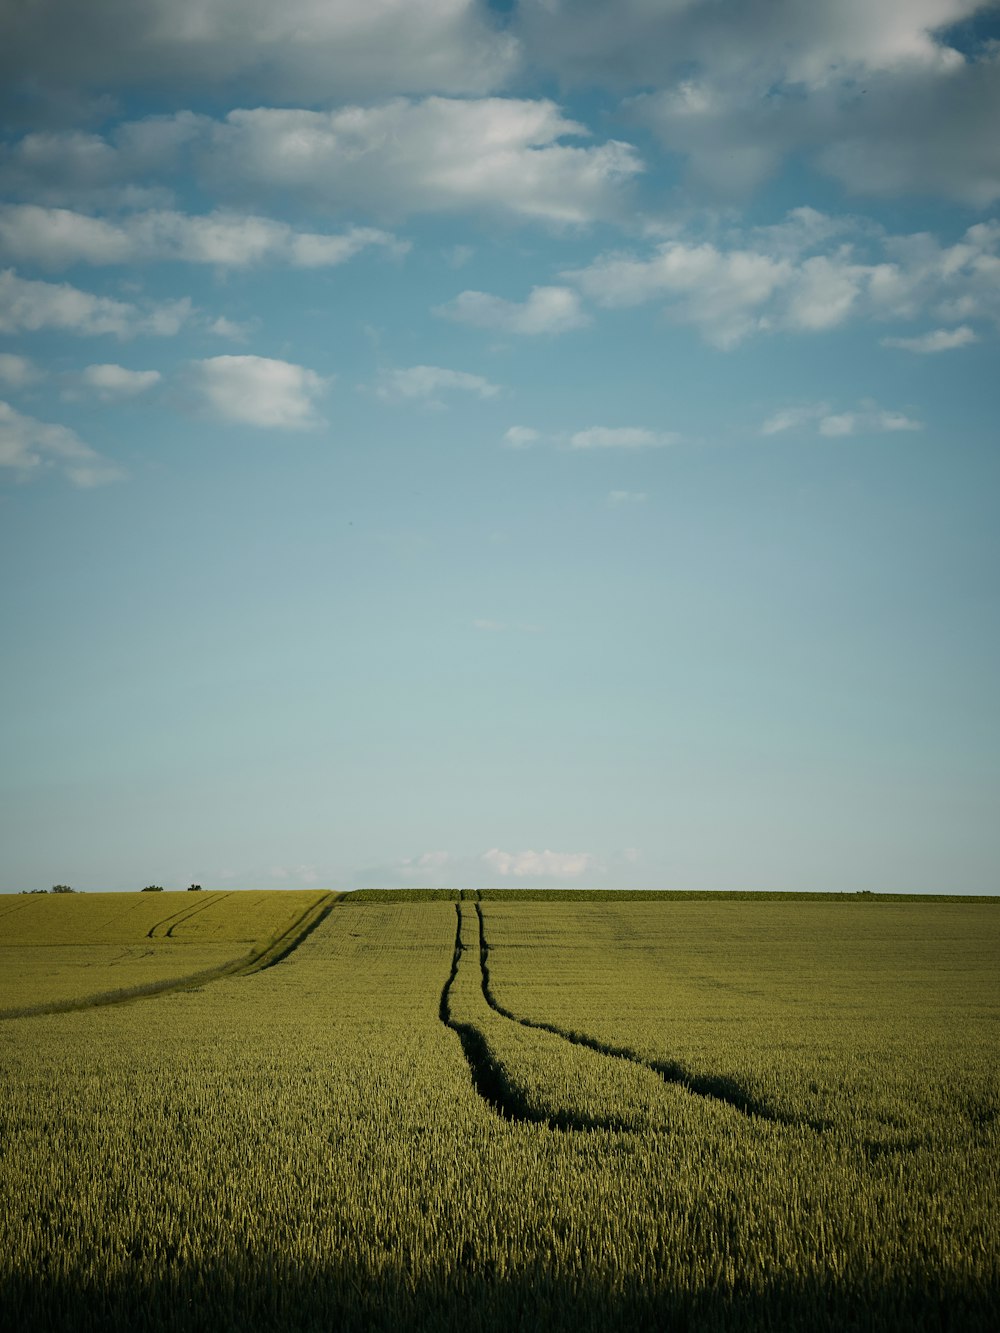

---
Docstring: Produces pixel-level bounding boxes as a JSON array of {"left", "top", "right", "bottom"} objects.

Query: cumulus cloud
[
  {"left": 880, "top": 325, "right": 979, "bottom": 352},
  {"left": 0, "top": 353, "right": 42, "bottom": 388},
  {"left": 481, "top": 848, "right": 597, "bottom": 879},
  {"left": 520, "top": 0, "right": 996, "bottom": 204},
  {"left": 79, "top": 364, "right": 161, "bottom": 400},
  {"left": 518, "top": 0, "right": 979, "bottom": 89},
  {"left": 5, "top": 100, "right": 639, "bottom": 224},
  {"left": 0, "top": 204, "right": 405, "bottom": 270},
  {"left": 634, "top": 52, "right": 1000, "bottom": 206},
  {"left": 0, "top": 268, "right": 194, "bottom": 338},
  {"left": 186, "top": 356, "right": 328, "bottom": 429},
  {"left": 0, "top": 0, "right": 517, "bottom": 103},
  {"left": 0, "top": 399, "right": 123, "bottom": 486},
  {"left": 565, "top": 209, "right": 1000, "bottom": 348},
  {"left": 436, "top": 284, "right": 590, "bottom": 334},
  {"left": 814, "top": 52, "right": 1000, "bottom": 207},
  {"left": 760, "top": 401, "right": 923, "bottom": 437},
  {"left": 376, "top": 365, "right": 500, "bottom": 404},
  {"left": 201, "top": 99, "right": 640, "bottom": 225}
]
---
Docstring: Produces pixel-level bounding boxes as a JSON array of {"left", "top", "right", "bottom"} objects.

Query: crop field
[
  {"left": 0, "top": 891, "right": 997, "bottom": 1331},
  {"left": 0, "top": 889, "right": 332, "bottom": 1015}
]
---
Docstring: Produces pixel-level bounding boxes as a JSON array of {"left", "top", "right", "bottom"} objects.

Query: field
[
  {"left": 0, "top": 890, "right": 997, "bottom": 1331},
  {"left": 0, "top": 889, "right": 334, "bottom": 1015}
]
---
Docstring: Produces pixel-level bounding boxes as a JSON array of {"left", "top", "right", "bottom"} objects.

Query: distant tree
[
  {"left": 141, "top": 885, "right": 165, "bottom": 893},
  {"left": 187, "top": 883, "right": 203, "bottom": 892},
  {"left": 51, "top": 885, "right": 75, "bottom": 894}
]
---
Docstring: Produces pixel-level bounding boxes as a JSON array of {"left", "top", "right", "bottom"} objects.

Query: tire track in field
[
  {"left": 145, "top": 893, "right": 225, "bottom": 939},
  {"left": 166, "top": 892, "right": 232, "bottom": 937},
  {"left": 441, "top": 904, "right": 636, "bottom": 1133},
  {"left": 1, "top": 892, "right": 342, "bottom": 1020},
  {"left": 474, "top": 901, "right": 825, "bottom": 1130}
]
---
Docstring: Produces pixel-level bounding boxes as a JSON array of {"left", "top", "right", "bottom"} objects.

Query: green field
[{"left": 0, "top": 891, "right": 997, "bottom": 1331}]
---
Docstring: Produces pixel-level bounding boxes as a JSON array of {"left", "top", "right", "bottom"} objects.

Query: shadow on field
[{"left": 2, "top": 1260, "right": 996, "bottom": 1333}]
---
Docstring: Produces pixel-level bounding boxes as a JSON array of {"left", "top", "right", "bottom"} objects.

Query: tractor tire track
[
  {"left": 1, "top": 892, "right": 342, "bottom": 1021},
  {"left": 165, "top": 892, "right": 232, "bottom": 938},
  {"left": 441, "top": 904, "right": 637, "bottom": 1133},
  {"left": 474, "top": 901, "right": 828, "bottom": 1130},
  {"left": 146, "top": 893, "right": 224, "bottom": 940}
]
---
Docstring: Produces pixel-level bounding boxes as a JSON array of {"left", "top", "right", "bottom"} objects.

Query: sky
[{"left": 0, "top": 0, "right": 998, "bottom": 895}]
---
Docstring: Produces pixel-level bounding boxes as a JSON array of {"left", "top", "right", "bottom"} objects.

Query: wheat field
[{"left": 0, "top": 890, "right": 996, "bottom": 1331}]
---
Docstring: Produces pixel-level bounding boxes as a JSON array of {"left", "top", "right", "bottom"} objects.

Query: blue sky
[{"left": 1, "top": 0, "right": 998, "bottom": 893}]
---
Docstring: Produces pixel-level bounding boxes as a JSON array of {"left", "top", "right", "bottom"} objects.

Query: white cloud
[
  {"left": 0, "top": 204, "right": 405, "bottom": 270},
  {"left": 186, "top": 356, "right": 328, "bottom": 429},
  {"left": 0, "top": 0, "right": 517, "bottom": 102},
  {"left": 0, "top": 353, "right": 43, "bottom": 388},
  {"left": 79, "top": 364, "right": 161, "bottom": 400},
  {"left": 819, "top": 409, "right": 923, "bottom": 436},
  {"left": 565, "top": 241, "right": 790, "bottom": 348},
  {"left": 502, "top": 426, "right": 542, "bottom": 448},
  {"left": 481, "top": 848, "right": 597, "bottom": 879},
  {"left": 760, "top": 401, "right": 923, "bottom": 437},
  {"left": 608, "top": 490, "right": 647, "bottom": 505},
  {"left": 759, "top": 404, "right": 831, "bottom": 435},
  {"left": 437, "top": 284, "right": 590, "bottom": 334},
  {"left": 0, "top": 98, "right": 639, "bottom": 228},
  {"left": 569, "top": 426, "right": 676, "bottom": 449},
  {"left": 199, "top": 99, "right": 639, "bottom": 225},
  {"left": 0, "top": 399, "right": 123, "bottom": 486},
  {"left": 0, "top": 268, "right": 194, "bottom": 338},
  {"left": 5, "top": 99, "right": 640, "bottom": 224},
  {"left": 377, "top": 365, "right": 500, "bottom": 403},
  {"left": 206, "top": 315, "right": 254, "bottom": 341},
  {"left": 565, "top": 212, "right": 1000, "bottom": 348},
  {"left": 880, "top": 325, "right": 979, "bottom": 352},
  {"left": 503, "top": 424, "right": 677, "bottom": 450}
]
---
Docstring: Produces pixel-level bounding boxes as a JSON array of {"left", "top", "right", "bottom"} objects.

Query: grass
[{"left": 0, "top": 891, "right": 996, "bottom": 1331}]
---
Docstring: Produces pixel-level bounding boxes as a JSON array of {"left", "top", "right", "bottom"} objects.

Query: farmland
[
  {"left": 0, "top": 890, "right": 997, "bottom": 1331},
  {"left": 0, "top": 889, "right": 333, "bottom": 1014}
]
